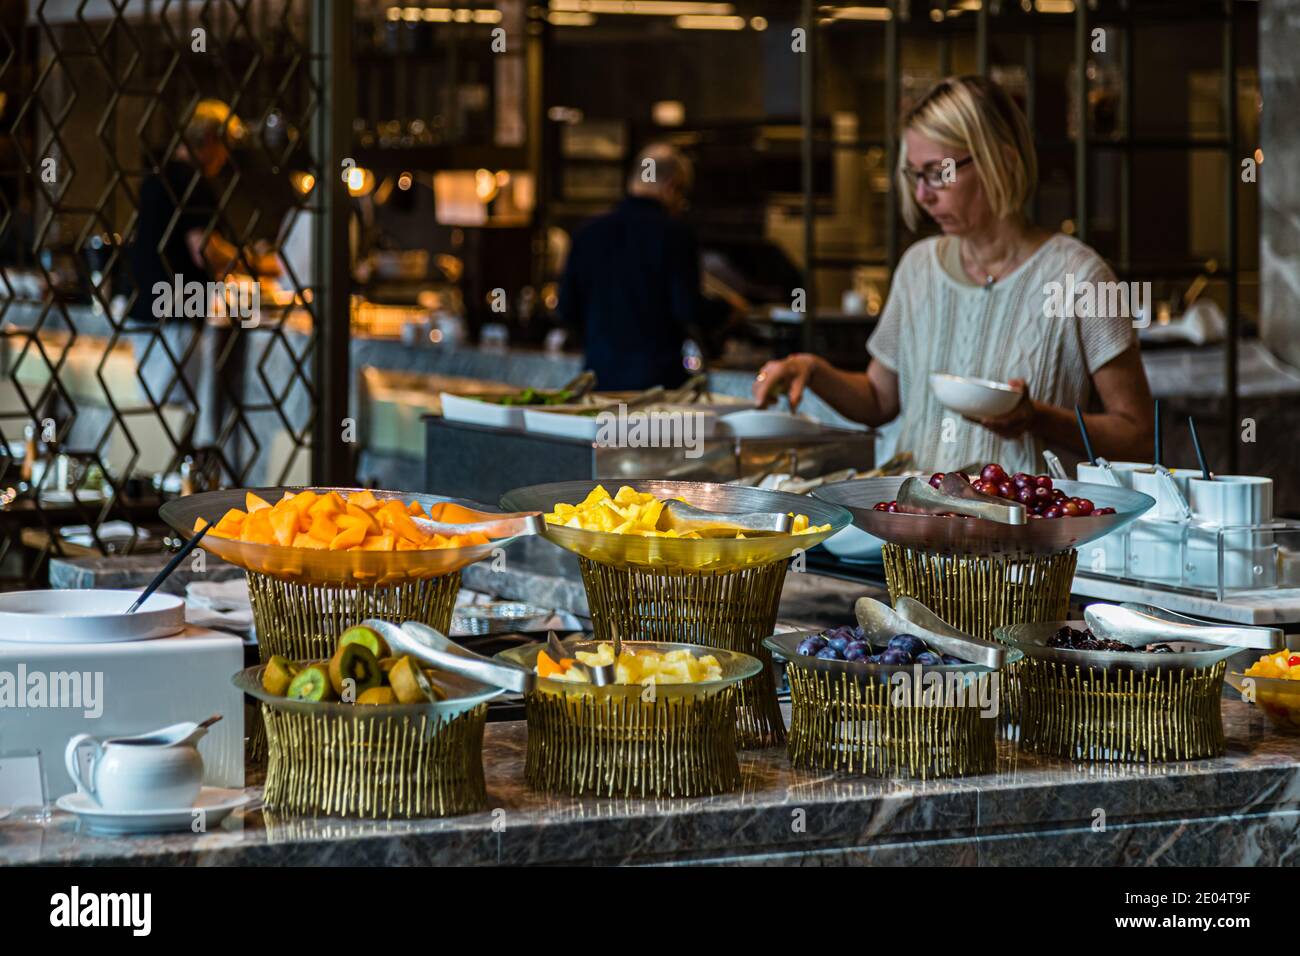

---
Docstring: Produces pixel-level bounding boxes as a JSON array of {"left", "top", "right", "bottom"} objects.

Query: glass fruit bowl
[
  {"left": 1225, "top": 672, "right": 1300, "bottom": 734},
  {"left": 500, "top": 479, "right": 851, "bottom": 572},
  {"left": 160, "top": 486, "right": 541, "bottom": 585}
]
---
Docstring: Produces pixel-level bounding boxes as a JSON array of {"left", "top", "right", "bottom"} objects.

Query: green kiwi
[
  {"left": 328, "top": 642, "right": 382, "bottom": 700},
  {"left": 338, "top": 624, "right": 390, "bottom": 660},
  {"left": 287, "top": 664, "right": 336, "bottom": 702},
  {"left": 262, "top": 655, "right": 298, "bottom": 697}
]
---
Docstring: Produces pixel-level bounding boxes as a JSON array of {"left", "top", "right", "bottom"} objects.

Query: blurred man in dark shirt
[{"left": 559, "top": 143, "right": 703, "bottom": 391}]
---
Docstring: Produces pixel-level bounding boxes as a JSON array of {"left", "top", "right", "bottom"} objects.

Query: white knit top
[{"left": 866, "top": 233, "right": 1136, "bottom": 475}]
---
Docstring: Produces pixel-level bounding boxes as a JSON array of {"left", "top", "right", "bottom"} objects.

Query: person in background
[
  {"left": 559, "top": 143, "right": 707, "bottom": 391},
  {"left": 751, "top": 76, "right": 1153, "bottom": 475}
]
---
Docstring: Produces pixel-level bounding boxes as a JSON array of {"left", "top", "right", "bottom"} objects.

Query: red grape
[
  {"left": 1076, "top": 498, "right": 1094, "bottom": 515},
  {"left": 929, "top": 473, "right": 945, "bottom": 489},
  {"left": 1035, "top": 475, "right": 1053, "bottom": 490},
  {"left": 1044, "top": 506, "right": 1062, "bottom": 519},
  {"left": 998, "top": 482, "right": 1014, "bottom": 498},
  {"left": 1017, "top": 487, "right": 1036, "bottom": 505},
  {"left": 981, "top": 463, "right": 1007, "bottom": 484},
  {"left": 1061, "top": 501, "right": 1081, "bottom": 517}
]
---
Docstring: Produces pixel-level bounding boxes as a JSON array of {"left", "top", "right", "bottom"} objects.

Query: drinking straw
[
  {"left": 1074, "top": 404, "right": 1096, "bottom": 465},
  {"left": 1188, "top": 416, "right": 1211, "bottom": 481}
]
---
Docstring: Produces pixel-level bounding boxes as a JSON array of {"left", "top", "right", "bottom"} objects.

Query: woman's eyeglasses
[{"left": 902, "top": 156, "right": 973, "bottom": 190}]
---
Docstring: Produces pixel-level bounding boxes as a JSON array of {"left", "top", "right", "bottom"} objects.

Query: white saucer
[{"left": 56, "top": 788, "right": 250, "bottom": 835}]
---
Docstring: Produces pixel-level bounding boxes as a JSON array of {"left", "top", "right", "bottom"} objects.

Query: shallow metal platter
[
  {"left": 812, "top": 476, "right": 1153, "bottom": 555},
  {"left": 161, "top": 487, "right": 538, "bottom": 586},
  {"left": 500, "top": 479, "right": 851, "bottom": 571}
]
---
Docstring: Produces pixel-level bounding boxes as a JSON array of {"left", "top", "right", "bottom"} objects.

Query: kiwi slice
[
  {"left": 389, "top": 655, "right": 437, "bottom": 704},
  {"left": 338, "top": 624, "right": 390, "bottom": 660},
  {"left": 262, "top": 655, "right": 298, "bottom": 697},
  {"left": 356, "top": 686, "right": 397, "bottom": 706},
  {"left": 328, "top": 643, "right": 382, "bottom": 701},
  {"left": 287, "top": 664, "right": 336, "bottom": 702}
]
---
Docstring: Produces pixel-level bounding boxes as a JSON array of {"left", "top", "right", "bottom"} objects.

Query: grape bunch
[
  {"left": 796, "top": 626, "right": 963, "bottom": 666},
  {"left": 873, "top": 463, "right": 1118, "bottom": 519}
]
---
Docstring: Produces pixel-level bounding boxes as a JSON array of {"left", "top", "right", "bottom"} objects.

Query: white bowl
[
  {"left": 928, "top": 373, "right": 1021, "bottom": 418},
  {"left": 0, "top": 589, "right": 185, "bottom": 644},
  {"left": 821, "top": 524, "right": 884, "bottom": 562},
  {"left": 439, "top": 392, "right": 524, "bottom": 430},
  {"left": 717, "top": 410, "right": 821, "bottom": 439}
]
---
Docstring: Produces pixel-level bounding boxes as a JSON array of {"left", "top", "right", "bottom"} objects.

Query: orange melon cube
[
  {"left": 269, "top": 509, "right": 299, "bottom": 548},
  {"left": 329, "top": 524, "right": 367, "bottom": 551},
  {"left": 307, "top": 513, "right": 339, "bottom": 543},
  {"left": 241, "top": 508, "right": 274, "bottom": 544},
  {"left": 345, "top": 501, "right": 381, "bottom": 533},
  {"left": 380, "top": 510, "right": 426, "bottom": 545},
  {"left": 395, "top": 538, "right": 423, "bottom": 551},
  {"left": 406, "top": 500, "right": 428, "bottom": 518},
  {"left": 245, "top": 491, "right": 272, "bottom": 513},
  {"left": 308, "top": 491, "right": 345, "bottom": 518},
  {"left": 292, "top": 531, "right": 327, "bottom": 550},
  {"left": 286, "top": 489, "right": 319, "bottom": 512},
  {"left": 347, "top": 489, "right": 380, "bottom": 512},
  {"left": 359, "top": 533, "right": 396, "bottom": 552}
]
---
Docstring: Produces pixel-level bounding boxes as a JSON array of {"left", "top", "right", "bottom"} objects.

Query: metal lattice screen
[{"left": 0, "top": 0, "right": 329, "bottom": 581}]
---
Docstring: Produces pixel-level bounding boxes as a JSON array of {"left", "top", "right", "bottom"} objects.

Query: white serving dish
[
  {"left": 928, "top": 373, "right": 1021, "bottom": 418},
  {"left": 56, "top": 787, "right": 249, "bottom": 835},
  {"left": 0, "top": 625, "right": 245, "bottom": 801},
  {"left": 439, "top": 391, "right": 524, "bottom": 430},
  {"left": 525, "top": 405, "right": 721, "bottom": 443},
  {"left": 0, "top": 589, "right": 184, "bottom": 644},
  {"left": 1130, "top": 467, "right": 1196, "bottom": 520},
  {"left": 716, "top": 409, "right": 821, "bottom": 439}
]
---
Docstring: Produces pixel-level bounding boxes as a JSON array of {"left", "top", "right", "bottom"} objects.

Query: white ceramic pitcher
[{"left": 64, "top": 721, "right": 209, "bottom": 811}]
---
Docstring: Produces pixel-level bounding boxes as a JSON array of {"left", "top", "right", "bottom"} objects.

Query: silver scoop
[
  {"left": 1041, "top": 450, "right": 1069, "bottom": 481},
  {"left": 1085, "top": 603, "right": 1283, "bottom": 652},
  {"left": 654, "top": 499, "right": 793, "bottom": 536},
  {"left": 895, "top": 475, "right": 1026, "bottom": 525},
  {"left": 546, "top": 629, "right": 615, "bottom": 686},
  {"left": 855, "top": 596, "right": 1007, "bottom": 669}
]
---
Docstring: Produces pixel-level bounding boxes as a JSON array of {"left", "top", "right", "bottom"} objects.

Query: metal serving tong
[
  {"left": 1083, "top": 603, "right": 1283, "bottom": 651},
  {"left": 415, "top": 501, "right": 545, "bottom": 539},
  {"left": 362, "top": 619, "right": 536, "bottom": 693},
  {"left": 546, "top": 629, "right": 615, "bottom": 685},
  {"left": 854, "top": 596, "right": 1007, "bottom": 669},
  {"left": 654, "top": 499, "right": 793, "bottom": 536},
  {"left": 895, "top": 475, "right": 1026, "bottom": 525},
  {"left": 1041, "top": 450, "right": 1069, "bottom": 481}
]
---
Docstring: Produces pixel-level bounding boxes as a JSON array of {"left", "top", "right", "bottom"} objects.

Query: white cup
[
  {"left": 1076, "top": 460, "right": 1147, "bottom": 489},
  {"left": 1186, "top": 475, "right": 1273, "bottom": 526},
  {"left": 1130, "top": 467, "right": 1196, "bottom": 520}
]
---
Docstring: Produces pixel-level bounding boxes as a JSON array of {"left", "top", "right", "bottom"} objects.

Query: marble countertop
[{"left": 4, "top": 700, "right": 1298, "bottom": 867}]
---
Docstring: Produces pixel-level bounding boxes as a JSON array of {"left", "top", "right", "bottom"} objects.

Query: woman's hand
[
  {"left": 753, "top": 354, "right": 819, "bottom": 409},
  {"left": 971, "top": 378, "right": 1036, "bottom": 439}
]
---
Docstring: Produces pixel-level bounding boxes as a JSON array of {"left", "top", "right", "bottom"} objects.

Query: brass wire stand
[
  {"left": 1019, "top": 658, "right": 1227, "bottom": 762},
  {"left": 785, "top": 665, "right": 998, "bottom": 779},
  {"left": 881, "top": 544, "right": 1077, "bottom": 733},
  {"left": 243, "top": 571, "right": 461, "bottom": 764},
  {"left": 260, "top": 702, "right": 488, "bottom": 818},
  {"left": 522, "top": 688, "right": 741, "bottom": 798},
  {"left": 578, "top": 557, "right": 788, "bottom": 748}
]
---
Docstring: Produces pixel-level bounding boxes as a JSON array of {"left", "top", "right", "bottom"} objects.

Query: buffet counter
[{"left": 3, "top": 699, "right": 1296, "bottom": 867}]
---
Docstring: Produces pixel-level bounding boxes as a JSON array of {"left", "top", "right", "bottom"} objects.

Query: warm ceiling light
[
  {"left": 1035, "top": 0, "right": 1075, "bottom": 11},
  {"left": 750, "top": 15, "right": 767, "bottom": 30},
  {"left": 825, "top": 6, "right": 892, "bottom": 21},
  {"left": 548, "top": 10, "right": 596, "bottom": 24},
  {"left": 422, "top": 7, "right": 453, "bottom": 20},
  {"left": 474, "top": 168, "right": 499, "bottom": 202},
  {"left": 676, "top": 14, "right": 744, "bottom": 29},
  {"left": 549, "top": 1, "right": 735, "bottom": 16},
  {"left": 386, "top": 6, "right": 402, "bottom": 20},
  {"left": 402, "top": 6, "right": 421, "bottom": 20},
  {"left": 397, "top": 172, "right": 414, "bottom": 190},
  {"left": 290, "top": 171, "right": 316, "bottom": 195},
  {"left": 472, "top": 9, "right": 503, "bottom": 22},
  {"left": 346, "top": 167, "right": 376, "bottom": 197}
]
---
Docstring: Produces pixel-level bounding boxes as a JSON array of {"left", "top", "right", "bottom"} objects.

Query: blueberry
[
  {"left": 797, "top": 637, "right": 826, "bottom": 657},
  {"left": 915, "top": 651, "right": 942, "bottom": 666},
  {"left": 852, "top": 625, "right": 866, "bottom": 640},
  {"left": 879, "top": 648, "right": 911, "bottom": 666},
  {"left": 844, "top": 645, "right": 869, "bottom": 662},
  {"left": 887, "top": 633, "right": 927, "bottom": 658},
  {"left": 941, "top": 654, "right": 963, "bottom": 665},
  {"left": 827, "top": 636, "right": 850, "bottom": 653},
  {"left": 866, "top": 654, "right": 881, "bottom": 664},
  {"left": 815, "top": 648, "right": 842, "bottom": 661},
  {"left": 844, "top": 640, "right": 869, "bottom": 656}
]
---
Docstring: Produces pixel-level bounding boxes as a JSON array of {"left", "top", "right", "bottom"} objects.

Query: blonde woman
[{"left": 753, "top": 75, "right": 1154, "bottom": 475}]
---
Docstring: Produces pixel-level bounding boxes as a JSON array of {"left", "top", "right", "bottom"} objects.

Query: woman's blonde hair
[{"left": 896, "top": 75, "right": 1037, "bottom": 230}]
